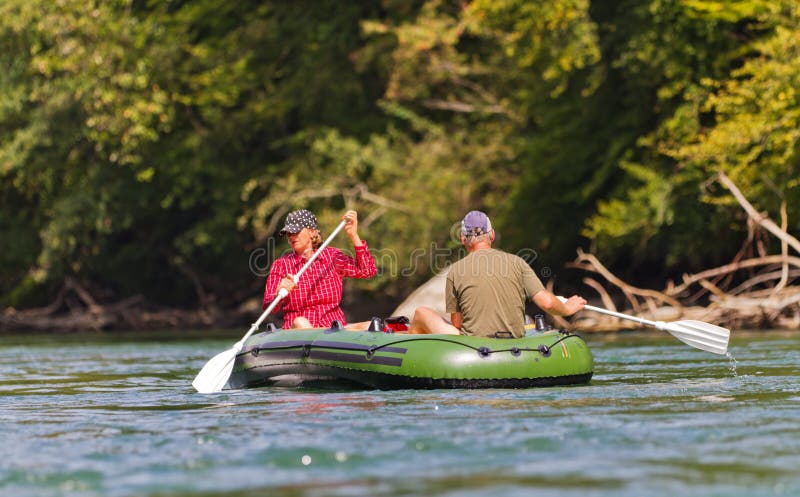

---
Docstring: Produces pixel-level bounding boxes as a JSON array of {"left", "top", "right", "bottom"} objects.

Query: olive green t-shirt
[{"left": 445, "top": 248, "right": 544, "bottom": 338}]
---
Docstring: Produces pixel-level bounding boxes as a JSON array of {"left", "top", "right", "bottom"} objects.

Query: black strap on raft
[
  {"left": 245, "top": 331, "right": 580, "bottom": 362},
  {"left": 364, "top": 332, "right": 580, "bottom": 360}
]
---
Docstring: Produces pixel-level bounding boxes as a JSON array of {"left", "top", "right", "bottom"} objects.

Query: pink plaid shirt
[{"left": 263, "top": 242, "right": 377, "bottom": 328}]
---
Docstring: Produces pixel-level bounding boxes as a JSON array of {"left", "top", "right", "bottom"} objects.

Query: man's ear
[
  {"left": 490, "top": 230, "right": 495, "bottom": 242},
  {"left": 460, "top": 233, "right": 466, "bottom": 245}
]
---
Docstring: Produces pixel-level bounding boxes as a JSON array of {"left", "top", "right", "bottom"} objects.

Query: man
[{"left": 407, "top": 210, "right": 586, "bottom": 337}]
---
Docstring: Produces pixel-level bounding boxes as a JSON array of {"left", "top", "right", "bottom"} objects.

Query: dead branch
[
  {"left": 729, "top": 269, "right": 800, "bottom": 295},
  {"left": 9, "top": 286, "right": 67, "bottom": 318},
  {"left": 348, "top": 183, "right": 413, "bottom": 214},
  {"left": 717, "top": 171, "right": 800, "bottom": 254},
  {"left": 361, "top": 206, "right": 388, "bottom": 230},
  {"left": 570, "top": 249, "right": 683, "bottom": 308},
  {"left": 262, "top": 188, "right": 340, "bottom": 238},
  {"left": 422, "top": 99, "right": 509, "bottom": 115},
  {"left": 670, "top": 255, "right": 800, "bottom": 296},
  {"left": 255, "top": 183, "right": 412, "bottom": 245},
  {"left": 698, "top": 279, "right": 727, "bottom": 298},
  {"left": 582, "top": 277, "right": 617, "bottom": 312},
  {"left": 173, "top": 259, "right": 209, "bottom": 306},
  {"left": 64, "top": 277, "right": 102, "bottom": 313},
  {"left": 774, "top": 200, "right": 789, "bottom": 293}
]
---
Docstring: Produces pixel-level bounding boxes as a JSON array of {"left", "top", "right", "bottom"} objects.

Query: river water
[{"left": 1, "top": 330, "right": 798, "bottom": 497}]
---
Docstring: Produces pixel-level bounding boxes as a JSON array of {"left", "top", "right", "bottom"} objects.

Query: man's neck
[{"left": 466, "top": 243, "right": 492, "bottom": 254}]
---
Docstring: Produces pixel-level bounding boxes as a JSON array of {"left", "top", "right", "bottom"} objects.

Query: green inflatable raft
[{"left": 226, "top": 322, "right": 593, "bottom": 390}]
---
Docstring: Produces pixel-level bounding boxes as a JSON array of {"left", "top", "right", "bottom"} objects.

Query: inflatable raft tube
[{"left": 226, "top": 324, "right": 593, "bottom": 390}]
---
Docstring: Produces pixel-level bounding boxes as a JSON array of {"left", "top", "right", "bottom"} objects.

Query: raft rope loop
[
  {"left": 362, "top": 333, "right": 582, "bottom": 359},
  {"left": 245, "top": 333, "right": 582, "bottom": 360}
]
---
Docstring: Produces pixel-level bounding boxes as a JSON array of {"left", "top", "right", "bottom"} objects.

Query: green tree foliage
[
  {"left": 1, "top": 0, "right": 798, "bottom": 311},
  {"left": 0, "top": 0, "right": 386, "bottom": 307},
  {"left": 585, "top": 0, "right": 800, "bottom": 274}
]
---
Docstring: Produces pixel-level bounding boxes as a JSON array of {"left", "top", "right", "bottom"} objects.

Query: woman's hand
[
  {"left": 278, "top": 274, "right": 297, "bottom": 295},
  {"left": 343, "top": 210, "right": 363, "bottom": 246}
]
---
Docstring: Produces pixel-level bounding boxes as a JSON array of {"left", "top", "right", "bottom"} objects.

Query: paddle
[
  {"left": 557, "top": 296, "right": 730, "bottom": 355},
  {"left": 192, "top": 220, "right": 348, "bottom": 393}
]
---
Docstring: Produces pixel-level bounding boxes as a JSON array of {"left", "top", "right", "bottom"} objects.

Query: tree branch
[
  {"left": 717, "top": 171, "right": 800, "bottom": 255},
  {"left": 670, "top": 255, "right": 800, "bottom": 296},
  {"left": 570, "top": 249, "right": 683, "bottom": 308}
]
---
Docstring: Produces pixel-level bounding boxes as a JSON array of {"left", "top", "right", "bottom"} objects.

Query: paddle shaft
[
  {"left": 582, "top": 304, "right": 660, "bottom": 328},
  {"left": 557, "top": 296, "right": 664, "bottom": 329},
  {"left": 238, "top": 220, "right": 348, "bottom": 345}
]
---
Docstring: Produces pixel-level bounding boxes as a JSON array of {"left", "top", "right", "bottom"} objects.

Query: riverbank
[
  {"left": 3, "top": 292, "right": 798, "bottom": 334},
  {"left": 0, "top": 285, "right": 399, "bottom": 334}
]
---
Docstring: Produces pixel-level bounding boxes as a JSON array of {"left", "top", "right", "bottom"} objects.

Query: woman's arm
[
  {"left": 334, "top": 244, "right": 377, "bottom": 278},
  {"left": 343, "top": 210, "right": 363, "bottom": 247},
  {"left": 336, "top": 210, "right": 377, "bottom": 278}
]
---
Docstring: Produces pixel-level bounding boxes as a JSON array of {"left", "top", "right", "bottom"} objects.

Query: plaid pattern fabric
[{"left": 263, "top": 242, "right": 377, "bottom": 328}]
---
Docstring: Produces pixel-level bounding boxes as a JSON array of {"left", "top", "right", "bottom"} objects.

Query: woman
[{"left": 263, "top": 209, "right": 377, "bottom": 329}]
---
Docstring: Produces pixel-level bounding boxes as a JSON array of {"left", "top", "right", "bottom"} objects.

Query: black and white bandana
[{"left": 279, "top": 209, "right": 318, "bottom": 235}]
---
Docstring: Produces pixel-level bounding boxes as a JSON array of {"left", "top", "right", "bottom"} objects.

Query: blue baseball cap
[{"left": 461, "top": 210, "right": 493, "bottom": 236}]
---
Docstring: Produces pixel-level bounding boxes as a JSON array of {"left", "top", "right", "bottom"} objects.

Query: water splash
[{"left": 726, "top": 351, "right": 738, "bottom": 377}]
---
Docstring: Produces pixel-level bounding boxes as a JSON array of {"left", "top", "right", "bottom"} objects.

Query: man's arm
[
  {"left": 532, "top": 290, "right": 586, "bottom": 317},
  {"left": 450, "top": 312, "right": 462, "bottom": 330}
]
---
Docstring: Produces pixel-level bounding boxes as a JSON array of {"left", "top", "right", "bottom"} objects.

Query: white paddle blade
[
  {"left": 192, "top": 347, "right": 239, "bottom": 393},
  {"left": 661, "top": 320, "right": 730, "bottom": 355}
]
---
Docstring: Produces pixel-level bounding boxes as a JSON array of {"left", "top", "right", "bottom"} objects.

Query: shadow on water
[{"left": 147, "top": 472, "right": 628, "bottom": 497}]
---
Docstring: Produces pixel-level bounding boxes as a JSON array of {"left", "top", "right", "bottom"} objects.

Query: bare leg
[
  {"left": 292, "top": 316, "right": 313, "bottom": 329},
  {"left": 406, "top": 307, "right": 460, "bottom": 335},
  {"left": 344, "top": 321, "right": 370, "bottom": 331}
]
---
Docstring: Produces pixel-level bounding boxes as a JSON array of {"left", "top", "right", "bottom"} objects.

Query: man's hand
[
  {"left": 533, "top": 291, "right": 587, "bottom": 317},
  {"left": 560, "top": 295, "right": 587, "bottom": 316}
]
